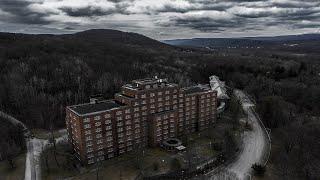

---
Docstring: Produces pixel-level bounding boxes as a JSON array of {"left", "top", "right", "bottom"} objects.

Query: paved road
[
  {"left": 206, "top": 90, "right": 270, "bottom": 180},
  {"left": 0, "top": 110, "right": 67, "bottom": 180},
  {"left": 25, "top": 133, "right": 67, "bottom": 180}
]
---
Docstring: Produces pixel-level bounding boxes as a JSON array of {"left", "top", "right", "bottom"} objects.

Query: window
[
  {"left": 134, "top": 107, "right": 139, "bottom": 112},
  {"left": 98, "top": 150, "right": 104, "bottom": 155},
  {"left": 127, "top": 130, "right": 132, "bottom": 135},
  {"left": 108, "top": 148, "right": 113, "bottom": 153},
  {"left": 87, "top": 147, "right": 93, "bottom": 153},
  {"left": 97, "top": 139, "right": 103, "bottom": 144},
  {"left": 85, "top": 130, "right": 91, "bottom": 135},
  {"left": 106, "top": 125, "right": 112, "bottom": 130},
  {"left": 118, "top": 133, "right": 124, "bottom": 138},
  {"left": 84, "top": 124, "right": 91, "bottom": 129},
  {"left": 158, "top": 97, "right": 162, "bottom": 101},
  {"left": 125, "top": 109, "right": 130, "bottom": 113},
  {"left": 83, "top": 118, "right": 90, "bottom": 123},
  {"left": 104, "top": 114, "right": 111, "bottom": 118},
  {"left": 95, "top": 122, "right": 101, "bottom": 127},
  {"left": 158, "top": 92, "right": 162, "bottom": 95},
  {"left": 150, "top": 93, "right": 155, "bottom": 97},
  {"left": 88, "top": 159, "right": 94, "bottom": 164},
  {"left": 96, "top": 128, "right": 102, "bottom": 133},
  {"left": 117, "top": 116, "right": 123, "bottom": 121},
  {"left": 94, "top": 116, "right": 101, "bottom": 121},
  {"left": 117, "top": 122, "right": 123, "bottom": 127},
  {"left": 165, "top": 90, "right": 170, "bottom": 94},
  {"left": 86, "top": 141, "right": 93, "bottom": 147},
  {"left": 96, "top": 134, "right": 102, "bottom": 138},
  {"left": 106, "top": 131, "right": 112, "bottom": 136},
  {"left": 116, "top": 111, "right": 122, "bottom": 115},
  {"left": 141, "top": 94, "right": 146, "bottom": 98},
  {"left": 107, "top": 141, "right": 113, "bottom": 147},
  {"left": 87, "top": 154, "right": 94, "bottom": 158},
  {"left": 125, "top": 115, "right": 131, "bottom": 119},
  {"left": 105, "top": 119, "right": 111, "bottom": 124}
]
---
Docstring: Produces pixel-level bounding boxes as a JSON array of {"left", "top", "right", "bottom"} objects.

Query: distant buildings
[
  {"left": 210, "top": 75, "right": 229, "bottom": 114},
  {"left": 66, "top": 77, "right": 217, "bottom": 164}
]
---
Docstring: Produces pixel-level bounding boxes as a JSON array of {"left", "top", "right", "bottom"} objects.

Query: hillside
[
  {"left": 0, "top": 29, "right": 319, "bottom": 179},
  {"left": 163, "top": 33, "right": 320, "bottom": 54}
]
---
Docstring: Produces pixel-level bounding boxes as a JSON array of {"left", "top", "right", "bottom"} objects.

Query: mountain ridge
[{"left": 162, "top": 33, "right": 320, "bottom": 48}]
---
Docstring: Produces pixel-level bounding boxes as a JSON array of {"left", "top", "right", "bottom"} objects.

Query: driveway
[{"left": 206, "top": 90, "right": 270, "bottom": 180}]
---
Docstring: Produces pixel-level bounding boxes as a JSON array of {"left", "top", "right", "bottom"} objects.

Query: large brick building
[{"left": 66, "top": 77, "right": 217, "bottom": 164}]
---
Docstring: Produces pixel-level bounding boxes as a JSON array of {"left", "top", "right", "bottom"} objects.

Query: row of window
[{"left": 139, "top": 90, "right": 178, "bottom": 98}]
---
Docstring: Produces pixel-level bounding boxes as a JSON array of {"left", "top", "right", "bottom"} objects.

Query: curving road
[
  {"left": 25, "top": 131, "right": 67, "bottom": 180},
  {"left": 0, "top": 110, "right": 67, "bottom": 180},
  {"left": 206, "top": 90, "right": 270, "bottom": 180}
]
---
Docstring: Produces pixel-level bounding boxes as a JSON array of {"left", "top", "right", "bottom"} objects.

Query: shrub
[{"left": 251, "top": 163, "right": 266, "bottom": 176}]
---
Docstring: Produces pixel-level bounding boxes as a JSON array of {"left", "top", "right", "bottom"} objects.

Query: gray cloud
[
  {"left": 0, "top": 0, "right": 54, "bottom": 24},
  {"left": 0, "top": 0, "right": 319, "bottom": 39},
  {"left": 60, "top": 6, "right": 115, "bottom": 17}
]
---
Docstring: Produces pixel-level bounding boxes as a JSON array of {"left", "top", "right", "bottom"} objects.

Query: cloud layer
[{"left": 0, "top": 0, "right": 319, "bottom": 39}]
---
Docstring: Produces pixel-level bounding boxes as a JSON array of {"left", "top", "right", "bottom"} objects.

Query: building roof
[
  {"left": 68, "top": 100, "right": 122, "bottom": 115},
  {"left": 183, "top": 84, "right": 211, "bottom": 94},
  {"left": 133, "top": 77, "right": 167, "bottom": 85}
]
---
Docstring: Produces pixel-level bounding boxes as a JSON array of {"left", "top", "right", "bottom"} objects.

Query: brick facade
[{"left": 66, "top": 77, "right": 217, "bottom": 164}]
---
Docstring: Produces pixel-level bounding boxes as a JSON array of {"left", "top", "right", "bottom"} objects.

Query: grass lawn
[
  {"left": 41, "top": 144, "right": 175, "bottom": 180},
  {"left": 0, "top": 153, "right": 26, "bottom": 180}
]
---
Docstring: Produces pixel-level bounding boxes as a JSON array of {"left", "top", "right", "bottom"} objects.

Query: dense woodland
[
  {"left": 0, "top": 29, "right": 319, "bottom": 178},
  {"left": 0, "top": 117, "right": 26, "bottom": 167}
]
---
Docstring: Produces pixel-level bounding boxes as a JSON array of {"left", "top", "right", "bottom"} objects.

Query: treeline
[
  {"left": 0, "top": 30, "right": 193, "bottom": 129},
  {"left": 194, "top": 52, "right": 320, "bottom": 179},
  {"left": 0, "top": 117, "right": 26, "bottom": 167}
]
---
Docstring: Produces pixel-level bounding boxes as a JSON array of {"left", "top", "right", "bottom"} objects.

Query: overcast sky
[{"left": 0, "top": 0, "right": 319, "bottom": 40}]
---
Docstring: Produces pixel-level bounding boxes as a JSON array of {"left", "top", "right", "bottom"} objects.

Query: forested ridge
[{"left": 0, "top": 29, "right": 319, "bottom": 178}]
